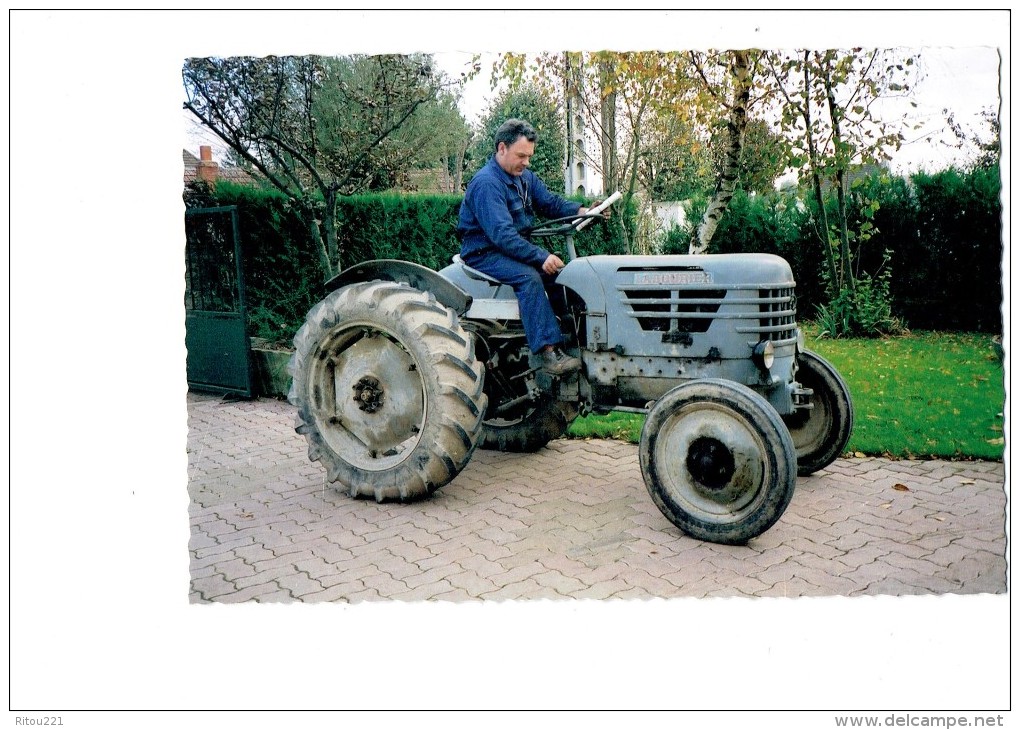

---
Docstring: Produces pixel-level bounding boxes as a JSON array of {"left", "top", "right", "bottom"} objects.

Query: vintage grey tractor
[{"left": 287, "top": 194, "right": 853, "bottom": 544}]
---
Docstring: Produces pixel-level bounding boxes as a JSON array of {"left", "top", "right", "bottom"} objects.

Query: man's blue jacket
[{"left": 457, "top": 157, "right": 582, "bottom": 269}]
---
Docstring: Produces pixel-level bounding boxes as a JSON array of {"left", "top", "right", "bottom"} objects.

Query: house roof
[{"left": 183, "top": 148, "right": 258, "bottom": 185}]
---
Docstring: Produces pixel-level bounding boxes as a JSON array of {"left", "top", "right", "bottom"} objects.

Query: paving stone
[
  {"left": 292, "top": 556, "right": 336, "bottom": 580},
  {"left": 837, "top": 561, "right": 894, "bottom": 590},
  {"left": 488, "top": 562, "right": 545, "bottom": 589},
  {"left": 475, "top": 526, "right": 522, "bottom": 545},
  {"left": 187, "top": 393, "right": 1008, "bottom": 603},
  {"left": 468, "top": 540, "right": 517, "bottom": 563},
  {"left": 215, "top": 582, "right": 284, "bottom": 603},
  {"left": 478, "top": 579, "right": 546, "bottom": 601},
  {"left": 300, "top": 583, "right": 364, "bottom": 603},
  {"left": 925, "top": 541, "right": 984, "bottom": 568},
  {"left": 619, "top": 568, "right": 684, "bottom": 595},
  {"left": 879, "top": 539, "right": 936, "bottom": 561},
  {"left": 702, "top": 548, "right": 773, "bottom": 575},
  {"left": 388, "top": 579, "right": 459, "bottom": 602},
  {"left": 829, "top": 544, "right": 894, "bottom": 572},
  {"left": 343, "top": 587, "right": 384, "bottom": 603},
  {"left": 455, "top": 553, "right": 507, "bottom": 579},
  {"left": 724, "top": 573, "right": 777, "bottom": 596},
  {"left": 672, "top": 576, "right": 730, "bottom": 598},
  {"left": 360, "top": 572, "right": 412, "bottom": 597},
  {"left": 400, "top": 564, "right": 464, "bottom": 590},
  {"left": 495, "top": 544, "right": 565, "bottom": 570},
  {"left": 188, "top": 532, "right": 218, "bottom": 551},
  {"left": 308, "top": 541, "right": 357, "bottom": 565},
  {"left": 191, "top": 573, "right": 238, "bottom": 600},
  {"left": 430, "top": 587, "right": 478, "bottom": 602},
  {"left": 766, "top": 577, "right": 836, "bottom": 598},
  {"left": 233, "top": 565, "right": 299, "bottom": 590},
  {"left": 618, "top": 550, "right": 684, "bottom": 578},
  {"left": 446, "top": 571, "right": 501, "bottom": 597},
  {"left": 569, "top": 562, "right": 629, "bottom": 587},
  {"left": 214, "top": 558, "right": 257, "bottom": 582},
  {"left": 532, "top": 569, "right": 588, "bottom": 596},
  {"left": 569, "top": 581, "right": 631, "bottom": 600},
  {"left": 613, "top": 586, "right": 655, "bottom": 600},
  {"left": 193, "top": 535, "right": 255, "bottom": 559}
]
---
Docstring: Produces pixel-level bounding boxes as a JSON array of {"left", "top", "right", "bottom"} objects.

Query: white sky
[{"left": 11, "top": 8, "right": 1012, "bottom": 723}]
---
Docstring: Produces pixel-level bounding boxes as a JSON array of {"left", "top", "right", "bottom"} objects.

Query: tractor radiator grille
[
  {"left": 744, "top": 286, "right": 798, "bottom": 342},
  {"left": 620, "top": 287, "right": 726, "bottom": 334},
  {"left": 617, "top": 276, "right": 797, "bottom": 345}
]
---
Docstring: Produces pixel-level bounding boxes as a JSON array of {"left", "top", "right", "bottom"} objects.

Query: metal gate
[{"left": 185, "top": 205, "right": 253, "bottom": 397}]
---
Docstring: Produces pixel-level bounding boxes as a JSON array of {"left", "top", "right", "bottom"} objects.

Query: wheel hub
[
  {"left": 352, "top": 375, "right": 384, "bottom": 413},
  {"left": 310, "top": 327, "right": 426, "bottom": 470},
  {"left": 686, "top": 436, "right": 736, "bottom": 490}
]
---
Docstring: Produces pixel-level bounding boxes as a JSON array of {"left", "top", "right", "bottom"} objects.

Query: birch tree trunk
[{"left": 689, "top": 51, "right": 751, "bottom": 254}]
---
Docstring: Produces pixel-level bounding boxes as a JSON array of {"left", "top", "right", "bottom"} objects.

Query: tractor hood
[{"left": 557, "top": 253, "right": 796, "bottom": 313}]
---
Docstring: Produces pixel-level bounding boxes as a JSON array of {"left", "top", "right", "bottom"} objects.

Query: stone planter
[{"left": 249, "top": 339, "right": 294, "bottom": 399}]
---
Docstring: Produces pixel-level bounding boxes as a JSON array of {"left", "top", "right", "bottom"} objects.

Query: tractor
[{"left": 287, "top": 194, "right": 853, "bottom": 544}]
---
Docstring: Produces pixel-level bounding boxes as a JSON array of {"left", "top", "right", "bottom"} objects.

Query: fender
[
  {"left": 325, "top": 259, "right": 473, "bottom": 316},
  {"left": 556, "top": 257, "right": 609, "bottom": 312}
]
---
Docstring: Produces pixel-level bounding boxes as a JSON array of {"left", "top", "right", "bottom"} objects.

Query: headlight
[{"left": 752, "top": 340, "right": 775, "bottom": 371}]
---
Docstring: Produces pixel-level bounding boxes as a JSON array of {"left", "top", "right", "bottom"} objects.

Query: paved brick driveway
[{"left": 187, "top": 392, "right": 1007, "bottom": 603}]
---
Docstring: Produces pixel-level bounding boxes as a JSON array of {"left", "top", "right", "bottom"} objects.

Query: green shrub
[{"left": 815, "top": 271, "right": 906, "bottom": 339}]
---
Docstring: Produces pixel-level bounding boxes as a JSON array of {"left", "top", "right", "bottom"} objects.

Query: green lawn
[{"left": 566, "top": 329, "right": 1006, "bottom": 461}]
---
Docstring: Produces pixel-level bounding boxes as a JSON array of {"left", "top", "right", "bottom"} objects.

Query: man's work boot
[{"left": 540, "top": 347, "right": 582, "bottom": 376}]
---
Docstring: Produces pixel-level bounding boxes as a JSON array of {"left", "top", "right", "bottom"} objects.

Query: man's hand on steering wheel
[
  {"left": 530, "top": 193, "right": 620, "bottom": 240},
  {"left": 580, "top": 201, "right": 612, "bottom": 219}
]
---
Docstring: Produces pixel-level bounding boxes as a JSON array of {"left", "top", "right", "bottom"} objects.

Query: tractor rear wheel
[
  {"left": 288, "top": 281, "right": 486, "bottom": 501},
  {"left": 639, "top": 379, "right": 797, "bottom": 545}
]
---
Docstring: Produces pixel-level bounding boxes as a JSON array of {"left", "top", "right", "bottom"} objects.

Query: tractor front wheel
[{"left": 639, "top": 379, "right": 797, "bottom": 544}]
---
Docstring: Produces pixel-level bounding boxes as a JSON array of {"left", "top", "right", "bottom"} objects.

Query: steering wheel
[
  {"left": 529, "top": 212, "right": 607, "bottom": 239},
  {"left": 528, "top": 192, "right": 622, "bottom": 240}
]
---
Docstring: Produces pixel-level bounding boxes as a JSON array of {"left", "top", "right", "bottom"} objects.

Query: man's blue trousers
[{"left": 461, "top": 250, "right": 564, "bottom": 354}]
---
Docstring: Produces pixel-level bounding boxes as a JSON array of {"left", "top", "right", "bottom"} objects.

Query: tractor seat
[{"left": 452, "top": 254, "right": 503, "bottom": 286}]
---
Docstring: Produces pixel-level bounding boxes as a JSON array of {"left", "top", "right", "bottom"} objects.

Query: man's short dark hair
[{"left": 494, "top": 118, "right": 537, "bottom": 152}]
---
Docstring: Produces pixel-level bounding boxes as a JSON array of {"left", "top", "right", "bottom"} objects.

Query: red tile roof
[{"left": 183, "top": 148, "right": 258, "bottom": 186}]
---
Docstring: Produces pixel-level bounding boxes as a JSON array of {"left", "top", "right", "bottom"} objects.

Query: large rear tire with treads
[{"left": 288, "top": 280, "right": 486, "bottom": 501}]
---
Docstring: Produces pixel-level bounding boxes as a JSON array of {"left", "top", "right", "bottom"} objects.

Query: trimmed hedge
[
  {"left": 337, "top": 193, "right": 464, "bottom": 272},
  {"left": 185, "top": 164, "right": 1003, "bottom": 342},
  {"left": 184, "top": 183, "right": 628, "bottom": 342},
  {"left": 661, "top": 166, "right": 1002, "bottom": 333},
  {"left": 897, "top": 167, "right": 1003, "bottom": 331}
]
